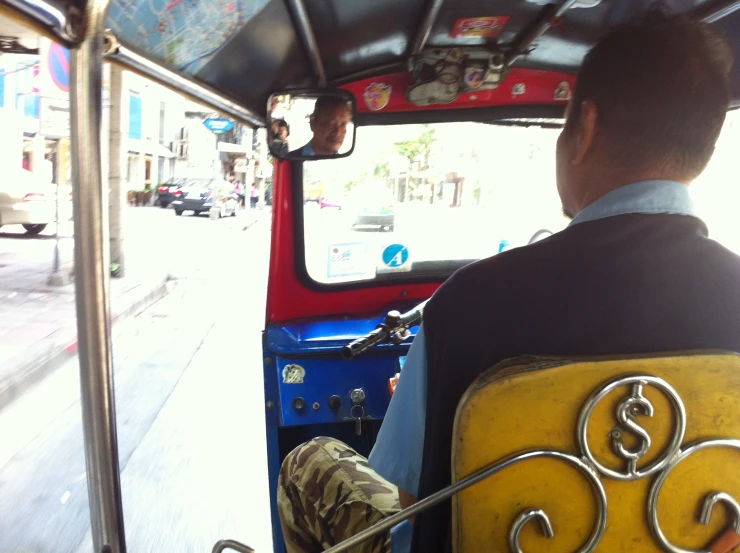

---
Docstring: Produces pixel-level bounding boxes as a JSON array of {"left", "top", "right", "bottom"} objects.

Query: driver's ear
[{"left": 573, "top": 100, "right": 598, "bottom": 165}]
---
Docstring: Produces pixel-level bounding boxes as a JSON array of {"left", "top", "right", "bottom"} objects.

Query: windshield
[{"left": 302, "top": 122, "right": 568, "bottom": 284}]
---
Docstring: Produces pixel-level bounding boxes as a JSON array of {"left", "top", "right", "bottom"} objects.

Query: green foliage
[
  {"left": 394, "top": 125, "right": 436, "bottom": 168},
  {"left": 373, "top": 161, "right": 390, "bottom": 180}
]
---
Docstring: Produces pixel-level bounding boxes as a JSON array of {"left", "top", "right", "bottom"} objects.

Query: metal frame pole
[
  {"left": 70, "top": 0, "right": 127, "bottom": 552},
  {"left": 285, "top": 0, "right": 327, "bottom": 86},
  {"left": 409, "top": 0, "right": 445, "bottom": 59}
]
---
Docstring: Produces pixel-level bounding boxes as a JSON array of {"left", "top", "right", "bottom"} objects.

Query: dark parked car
[
  {"left": 171, "top": 178, "right": 238, "bottom": 217},
  {"left": 351, "top": 193, "right": 395, "bottom": 232},
  {"left": 157, "top": 178, "right": 187, "bottom": 208}
]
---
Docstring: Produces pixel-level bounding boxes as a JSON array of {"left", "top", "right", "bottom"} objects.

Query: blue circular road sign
[
  {"left": 48, "top": 43, "right": 70, "bottom": 92},
  {"left": 382, "top": 244, "right": 409, "bottom": 268}
]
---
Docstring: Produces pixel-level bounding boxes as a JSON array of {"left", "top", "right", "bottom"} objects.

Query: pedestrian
[
  {"left": 235, "top": 180, "right": 245, "bottom": 209},
  {"left": 250, "top": 183, "right": 258, "bottom": 209}
]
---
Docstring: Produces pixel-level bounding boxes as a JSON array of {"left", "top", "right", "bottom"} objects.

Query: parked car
[
  {"left": 157, "top": 177, "right": 188, "bottom": 208},
  {"left": 351, "top": 194, "right": 395, "bottom": 232},
  {"left": 171, "top": 178, "right": 238, "bottom": 217},
  {"left": 0, "top": 169, "right": 59, "bottom": 234}
]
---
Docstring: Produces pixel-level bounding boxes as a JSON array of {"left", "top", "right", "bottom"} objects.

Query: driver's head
[
  {"left": 309, "top": 95, "right": 352, "bottom": 155},
  {"left": 556, "top": 14, "right": 733, "bottom": 219}
]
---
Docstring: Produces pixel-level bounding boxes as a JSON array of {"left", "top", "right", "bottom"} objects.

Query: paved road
[{"left": 0, "top": 207, "right": 273, "bottom": 553}]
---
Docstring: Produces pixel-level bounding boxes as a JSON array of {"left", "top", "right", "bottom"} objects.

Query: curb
[{"left": 0, "top": 277, "right": 171, "bottom": 412}]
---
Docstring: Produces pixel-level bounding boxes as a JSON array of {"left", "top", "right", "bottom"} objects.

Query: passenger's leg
[{"left": 278, "top": 437, "right": 400, "bottom": 553}]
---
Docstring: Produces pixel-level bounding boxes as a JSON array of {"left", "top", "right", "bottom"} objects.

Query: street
[{"left": 0, "top": 207, "right": 273, "bottom": 553}]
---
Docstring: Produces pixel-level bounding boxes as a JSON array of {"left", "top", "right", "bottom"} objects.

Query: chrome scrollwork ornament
[
  {"left": 648, "top": 439, "right": 740, "bottom": 553},
  {"left": 509, "top": 509, "right": 554, "bottom": 553},
  {"left": 610, "top": 382, "right": 655, "bottom": 475},
  {"left": 577, "top": 375, "right": 686, "bottom": 480}
]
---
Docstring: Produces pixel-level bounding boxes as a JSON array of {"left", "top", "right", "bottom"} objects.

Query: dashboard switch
[
  {"left": 328, "top": 395, "right": 342, "bottom": 410},
  {"left": 292, "top": 397, "right": 306, "bottom": 412}
]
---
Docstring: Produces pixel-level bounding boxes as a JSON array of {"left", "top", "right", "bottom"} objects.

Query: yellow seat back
[{"left": 452, "top": 352, "right": 740, "bottom": 553}]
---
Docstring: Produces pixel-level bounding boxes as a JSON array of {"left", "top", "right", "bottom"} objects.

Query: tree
[
  {"left": 394, "top": 125, "right": 436, "bottom": 202},
  {"left": 373, "top": 161, "right": 390, "bottom": 181}
]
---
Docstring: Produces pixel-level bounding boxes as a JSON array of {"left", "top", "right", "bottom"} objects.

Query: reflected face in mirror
[
  {"left": 309, "top": 97, "right": 352, "bottom": 156},
  {"left": 276, "top": 121, "right": 289, "bottom": 141}
]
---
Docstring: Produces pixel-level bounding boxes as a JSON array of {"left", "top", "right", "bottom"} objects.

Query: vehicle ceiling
[
  {"left": 8, "top": 1, "right": 740, "bottom": 120},
  {"left": 100, "top": 0, "right": 740, "bottom": 118}
]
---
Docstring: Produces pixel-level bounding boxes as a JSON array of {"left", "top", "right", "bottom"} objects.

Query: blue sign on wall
[
  {"left": 203, "top": 118, "right": 234, "bottom": 134},
  {"left": 48, "top": 43, "right": 70, "bottom": 92}
]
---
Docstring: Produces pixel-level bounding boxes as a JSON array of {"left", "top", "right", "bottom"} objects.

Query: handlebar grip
[{"left": 341, "top": 326, "right": 388, "bottom": 360}]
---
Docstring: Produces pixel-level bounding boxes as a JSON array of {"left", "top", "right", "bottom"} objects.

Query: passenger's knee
[{"left": 279, "top": 437, "right": 338, "bottom": 482}]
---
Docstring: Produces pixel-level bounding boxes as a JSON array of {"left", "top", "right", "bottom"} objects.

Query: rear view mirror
[{"left": 267, "top": 89, "right": 356, "bottom": 161}]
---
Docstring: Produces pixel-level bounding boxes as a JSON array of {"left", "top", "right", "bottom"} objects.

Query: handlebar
[{"left": 341, "top": 300, "right": 428, "bottom": 361}]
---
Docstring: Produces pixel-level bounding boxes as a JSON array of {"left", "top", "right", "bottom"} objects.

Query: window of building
[
  {"left": 159, "top": 101, "right": 165, "bottom": 144},
  {"left": 16, "top": 62, "right": 39, "bottom": 118},
  {"left": 129, "top": 93, "right": 142, "bottom": 139}
]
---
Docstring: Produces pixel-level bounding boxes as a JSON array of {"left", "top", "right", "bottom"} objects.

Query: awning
[
  {"left": 127, "top": 139, "right": 175, "bottom": 158},
  {"left": 155, "top": 143, "right": 175, "bottom": 159},
  {"left": 217, "top": 141, "right": 249, "bottom": 154}
]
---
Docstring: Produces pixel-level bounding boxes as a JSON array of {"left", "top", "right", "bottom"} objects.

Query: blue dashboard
[
  {"left": 263, "top": 312, "right": 419, "bottom": 553},
  {"left": 265, "top": 315, "right": 417, "bottom": 427}
]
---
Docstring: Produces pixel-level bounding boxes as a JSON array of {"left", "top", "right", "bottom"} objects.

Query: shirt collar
[
  {"left": 569, "top": 180, "right": 696, "bottom": 227},
  {"left": 302, "top": 141, "right": 315, "bottom": 156}
]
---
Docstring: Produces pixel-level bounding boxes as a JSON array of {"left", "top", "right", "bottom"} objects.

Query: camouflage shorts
[{"left": 278, "top": 437, "right": 401, "bottom": 553}]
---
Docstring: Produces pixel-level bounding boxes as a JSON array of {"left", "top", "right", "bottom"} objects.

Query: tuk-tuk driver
[
  {"left": 290, "top": 95, "right": 352, "bottom": 156},
  {"left": 278, "top": 14, "right": 740, "bottom": 553}
]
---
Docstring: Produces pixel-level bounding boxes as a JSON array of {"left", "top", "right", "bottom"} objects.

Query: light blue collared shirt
[
  {"left": 368, "top": 180, "right": 696, "bottom": 553},
  {"left": 300, "top": 141, "right": 315, "bottom": 156}
]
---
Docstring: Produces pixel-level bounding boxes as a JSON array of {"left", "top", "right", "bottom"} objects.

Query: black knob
[
  {"left": 292, "top": 397, "right": 306, "bottom": 412},
  {"left": 328, "top": 395, "right": 342, "bottom": 410}
]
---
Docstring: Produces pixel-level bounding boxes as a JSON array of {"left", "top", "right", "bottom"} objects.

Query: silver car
[{"left": 0, "top": 170, "right": 57, "bottom": 234}]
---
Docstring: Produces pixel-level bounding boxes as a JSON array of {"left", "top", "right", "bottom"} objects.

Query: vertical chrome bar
[
  {"left": 505, "top": 0, "right": 580, "bottom": 67},
  {"left": 70, "top": 0, "right": 127, "bottom": 552},
  {"left": 285, "top": 0, "right": 326, "bottom": 86},
  {"left": 409, "top": 0, "right": 445, "bottom": 58}
]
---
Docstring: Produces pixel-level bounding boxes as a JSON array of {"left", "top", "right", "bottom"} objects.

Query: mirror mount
[{"left": 267, "top": 89, "right": 357, "bottom": 161}]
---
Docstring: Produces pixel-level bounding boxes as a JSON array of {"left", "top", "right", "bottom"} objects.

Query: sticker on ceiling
[
  {"left": 450, "top": 16, "right": 510, "bottom": 39},
  {"left": 364, "top": 82, "right": 392, "bottom": 111},
  {"left": 554, "top": 81, "right": 572, "bottom": 101},
  {"left": 464, "top": 67, "right": 484, "bottom": 89}
]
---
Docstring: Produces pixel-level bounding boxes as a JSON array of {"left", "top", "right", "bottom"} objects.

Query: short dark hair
[
  {"left": 312, "top": 95, "right": 352, "bottom": 120},
  {"left": 567, "top": 14, "right": 733, "bottom": 179},
  {"left": 277, "top": 119, "right": 289, "bottom": 133}
]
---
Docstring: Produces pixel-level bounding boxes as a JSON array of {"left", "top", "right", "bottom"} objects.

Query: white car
[{"left": 0, "top": 169, "right": 58, "bottom": 234}]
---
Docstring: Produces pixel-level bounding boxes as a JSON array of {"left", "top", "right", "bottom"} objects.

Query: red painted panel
[
  {"left": 267, "top": 67, "right": 576, "bottom": 324},
  {"left": 265, "top": 160, "right": 439, "bottom": 325},
  {"left": 341, "top": 68, "right": 576, "bottom": 114}
]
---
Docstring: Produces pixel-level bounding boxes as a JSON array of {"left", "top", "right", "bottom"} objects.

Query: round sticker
[{"left": 382, "top": 244, "right": 409, "bottom": 268}]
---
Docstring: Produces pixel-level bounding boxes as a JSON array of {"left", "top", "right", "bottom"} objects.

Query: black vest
[{"left": 412, "top": 214, "right": 740, "bottom": 553}]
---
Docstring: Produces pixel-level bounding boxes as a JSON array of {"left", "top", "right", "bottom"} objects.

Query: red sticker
[{"left": 451, "top": 16, "right": 510, "bottom": 38}]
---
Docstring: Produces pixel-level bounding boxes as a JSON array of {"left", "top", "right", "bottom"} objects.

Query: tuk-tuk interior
[{"left": 5, "top": 0, "right": 740, "bottom": 552}]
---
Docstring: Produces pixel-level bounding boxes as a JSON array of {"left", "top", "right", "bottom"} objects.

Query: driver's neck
[{"left": 310, "top": 139, "right": 334, "bottom": 156}]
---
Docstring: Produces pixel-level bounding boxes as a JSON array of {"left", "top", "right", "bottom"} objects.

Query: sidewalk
[{"left": 0, "top": 232, "right": 170, "bottom": 411}]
